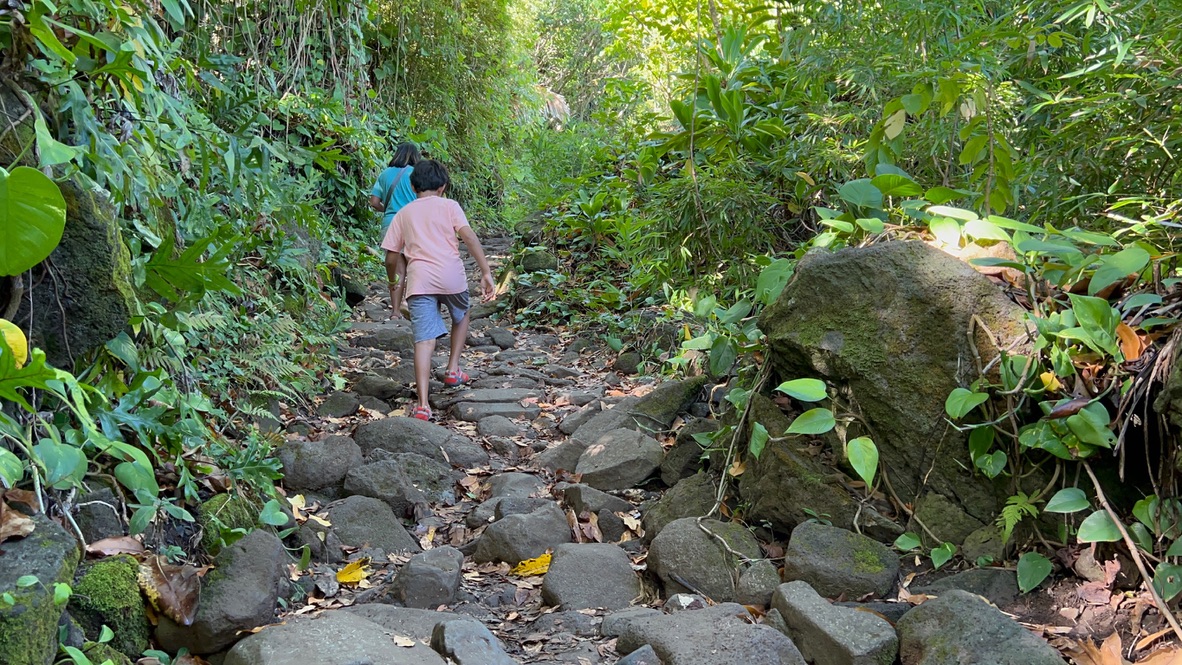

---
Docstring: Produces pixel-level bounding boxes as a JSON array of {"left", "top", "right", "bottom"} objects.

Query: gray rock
[
  {"left": 342, "top": 605, "right": 479, "bottom": 640},
  {"left": 535, "top": 397, "right": 643, "bottom": 471},
  {"left": 661, "top": 418, "right": 716, "bottom": 486},
  {"left": 430, "top": 619, "right": 518, "bottom": 664},
  {"left": 451, "top": 388, "right": 541, "bottom": 403},
  {"left": 316, "top": 391, "right": 360, "bottom": 418},
  {"left": 223, "top": 610, "right": 446, "bottom": 665},
  {"left": 961, "top": 525, "right": 1006, "bottom": 566},
  {"left": 760, "top": 242, "right": 1030, "bottom": 525},
  {"left": 771, "top": 581, "right": 898, "bottom": 665},
  {"left": 477, "top": 416, "right": 525, "bottom": 437},
  {"left": 352, "top": 373, "right": 411, "bottom": 401},
  {"left": 495, "top": 349, "right": 548, "bottom": 362},
  {"left": 354, "top": 418, "right": 489, "bottom": 468},
  {"left": 157, "top": 531, "right": 289, "bottom": 654},
  {"left": 563, "top": 484, "right": 632, "bottom": 515},
  {"left": 489, "top": 472, "right": 546, "bottom": 499},
  {"left": 911, "top": 568, "right": 1020, "bottom": 607},
  {"left": 0, "top": 514, "right": 80, "bottom": 665},
  {"left": 618, "top": 645, "right": 662, "bottom": 665},
  {"left": 565, "top": 390, "right": 602, "bottom": 407},
  {"left": 736, "top": 560, "right": 782, "bottom": 607},
  {"left": 613, "top": 352, "right": 642, "bottom": 375},
  {"left": 392, "top": 547, "right": 464, "bottom": 608},
  {"left": 895, "top": 590, "right": 1066, "bottom": 664},
  {"left": 494, "top": 497, "right": 554, "bottom": 520},
  {"left": 327, "top": 496, "right": 420, "bottom": 554},
  {"left": 833, "top": 601, "right": 913, "bottom": 625},
  {"left": 617, "top": 603, "right": 805, "bottom": 665},
  {"left": 278, "top": 435, "right": 363, "bottom": 492},
  {"left": 598, "top": 509, "right": 629, "bottom": 542},
  {"left": 454, "top": 401, "right": 541, "bottom": 422},
  {"left": 343, "top": 454, "right": 460, "bottom": 517},
  {"left": 908, "top": 493, "right": 985, "bottom": 548},
  {"left": 352, "top": 323, "right": 415, "bottom": 353},
  {"left": 74, "top": 487, "right": 125, "bottom": 543},
  {"left": 521, "top": 249, "right": 558, "bottom": 273},
  {"left": 541, "top": 544, "right": 641, "bottom": 610},
  {"left": 559, "top": 401, "right": 602, "bottom": 435},
  {"left": 296, "top": 521, "right": 345, "bottom": 563},
  {"left": 543, "top": 364, "right": 580, "bottom": 379},
  {"left": 575, "top": 429, "right": 664, "bottom": 490},
  {"left": 782, "top": 522, "right": 898, "bottom": 599},
  {"left": 641, "top": 472, "right": 717, "bottom": 540},
  {"left": 487, "top": 327, "right": 517, "bottom": 349},
  {"left": 474, "top": 502, "right": 572, "bottom": 565},
  {"left": 631, "top": 377, "right": 709, "bottom": 433},
  {"left": 602, "top": 607, "right": 661, "bottom": 637},
  {"left": 358, "top": 396, "right": 392, "bottom": 413},
  {"left": 531, "top": 610, "right": 601, "bottom": 637},
  {"left": 648, "top": 518, "right": 761, "bottom": 602},
  {"left": 14, "top": 179, "right": 134, "bottom": 368},
  {"left": 70, "top": 555, "right": 149, "bottom": 658}
]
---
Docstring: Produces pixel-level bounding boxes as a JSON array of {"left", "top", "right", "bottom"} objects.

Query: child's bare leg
[
  {"left": 414, "top": 339, "right": 436, "bottom": 409},
  {"left": 447, "top": 314, "right": 470, "bottom": 374}
]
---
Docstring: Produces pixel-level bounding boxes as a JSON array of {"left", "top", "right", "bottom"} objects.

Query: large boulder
[
  {"left": 9, "top": 179, "right": 134, "bottom": 368},
  {"left": 759, "top": 242, "right": 1028, "bottom": 525},
  {"left": 69, "top": 555, "right": 150, "bottom": 659},
  {"left": 156, "top": 530, "right": 289, "bottom": 654},
  {"left": 616, "top": 603, "right": 805, "bottom": 665},
  {"left": 575, "top": 429, "right": 664, "bottom": 490},
  {"left": 541, "top": 544, "right": 641, "bottom": 610},
  {"left": 781, "top": 522, "right": 898, "bottom": 599},
  {"left": 354, "top": 418, "right": 488, "bottom": 468},
  {"left": 0, "top": 514, "right": 81, "bottom": 665},
  {"left": 343, "top": 454, "right": 459, "bottom": 518},
  {"left": 278, "top": 435, "right": 363, "bottom": 493},
  {"left": 473, "top": 502, "right": 571, "bottom": 565},
  {"left": 326, "top": 495, "right": 421, "bottom": 554},
  {"left": 641, "top": 472, "right": 717, "bottom": 541},
  {"left": 648, "top": 517, "right": 762, "bottom": 602},
  {"left": 771, "top": 581, "right": 897, "bottom": 665},
  {"left": 896, "top": 590, "right": 1065, "bottom": 664},
  {"left": 224, "top": 610, "right": 446, "bottom": 665}
]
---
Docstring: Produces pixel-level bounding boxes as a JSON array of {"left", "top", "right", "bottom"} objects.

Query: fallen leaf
[
  {"left": 306, "top": 514, "right": 331, "bottom": 528},
  {"left": 336, "top": 558, "right": 371, "bottom": 585},
  {"left": 4, "top": 488, "right": 41, "bottom": 512},
  {"left": 287, "top": 495, "right": 307, "bottom": 522},
  {"left": 392, "top": 635, "right": 416, "bottom": 647},
  {"left": 511, "top": 552, "right": 552, "bottom": 577},
  {"left": 86, "top": 536, "right": 146, "bottom": 557},
  {"left": 1116, "top": 322, "right": 1144, "bottom": 361},
  {"left": 1040, "top": 371, "right": 1062, "bottom": 392},
  {"left": 0, "top": 500, "right": 35, "bottom": 544},
  {"left": 1139, "top": 647, "right": 1182, "bottom": 665},
  {"left": 1135, "top": 628, "right": 1173, "bottom": 651},
  {"left": 1063, "top": 632, "right": 1128, "bottom": 665},
  {"left": 728, "top": 459, "right": 747, "bottom": 477},
  {"left": 137, "top": 555, "right": 201, "bottom": 626},
  {"left": 1046, "top": 396, "right": 1092, "bottom": 420}
]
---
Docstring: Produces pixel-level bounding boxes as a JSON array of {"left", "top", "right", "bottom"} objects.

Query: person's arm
[
  {"left": 369, "top": 195, "right": 385, "bottom": 213},
  {"left": 457, "top": 226, "right": 496, "bottom": 301},
  {"left": 386, "top": 250, "right": 407, "bottom": 317}
]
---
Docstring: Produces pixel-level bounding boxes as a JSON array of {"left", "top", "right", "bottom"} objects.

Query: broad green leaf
[
  {"left": 1017, "top": 552, "right": 1052, "bottom": 593},
  {"left": 846, "top": 437, "right": 878, "bottom": 487},
  {"left": 837, "top": 179, "right": 883, "bottom": 209},
  {"left": 16, "top": 575, "right": 38, "bottom": 587},
  {"left": 749, "top": 422, "right": 769, "bottom": 460},
  {"left": 1130, "top": 523, "right": 1154, "bottom": 553},
  {"left": 1089, "top": 246, "right": 1150, "bottom": 296},
  {"left": 901, "top": 93, "right": 929, "bottom": 114},
  {"left": 115, "top": 461, "right": 160, "bottom": 497},
  {"left": 775, "top": 378, "right": 827, "bottom": 402},
  {"left": 0, "top": 447, "right": 24, "bottom": 486},
  {"left": 945, "top": 388, "right": 989, "bottom": 419},
  {"left": 928, "top": 205, "right": 978, "bottom": 221},
  {"left": 1154, "top": 564, "right": 1182, "bottom": 603},
  {"left": 1065, "top": 403, "right": 1116, "bottom": 449},
  {"left": 98, "top": 625, "right": 115, "bottom": 644},
  {"left": 53, "top": 582, "right": 71, "bottom": 606},
  {"left": 1077, "top": 510, "right": 1122, "bottom": 543},
  {"left": 964, "top": 219, "right": 1010, "bottom": 242},
  {"left": 925, "top": 186, "right": 971, "bottom": 204},
  {"left": 33, "top": 115, "right": 84, "bottom": 168},
  {"left": 1044, "top": 488, "right": 1089, "bottom": 513},
  {"left": 755, "top": 258, "right": 792, "bottom": 305},
  {"left": 717, "top": 300, "right": 752, "bottom": 325},
  {"left": 34, "top": 439, "right": 86, "bottom": 489},
  {"left": 259, "top": 499, "right": 289, "bottom": 526},
  {"left": 708, "top": 337, "right": 738, "bottom": 377},
  {"left": 1166, "top": 538, "right": 1182, "bottom": 558},
  {"left": 0, "top": 166, "right": 67, "bottom": 276},
  {"left": 928, "top": 217, "right": 961, "bottom": 245},
  {"left": 968, "top": 426, "right": 995, "bottom": 461},
  {"left": 985, "top": 215, "right": 1043, "bottom": 233},
  {"left": 871, "top": 174, "right": 922, "bottom": 197},
  {"left": 894, "top": 532, "right": 921, "bottom": 550},
  {"left": 129, "top": 506, "right": 155, "bottom": 535},
  {"left": 976, "top": 450, "right": 1006, "bottom": 478},
  {"left": 883, "top": 109, "right": 906, "bottom": 139},
  {"left": 786, "top": 408, "right": 835, "bottom": 435},
  {"left": 856, "top": 218, "right": 885, "bottom": 233},
  {"left": 930, "top": 542, "right": 956, "bottom": 570}
]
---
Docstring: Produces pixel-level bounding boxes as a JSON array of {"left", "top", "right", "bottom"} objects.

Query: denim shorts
[{"left": 407, "top": 292, "right": 470, "bottom": 343}]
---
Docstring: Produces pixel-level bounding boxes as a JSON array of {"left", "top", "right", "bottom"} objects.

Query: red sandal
[
  {"left": 443, "top": 369, "right": 470, "bottom": 387},
  {"left": 411, "top": 405, "right": 432, "bottom": 421}
]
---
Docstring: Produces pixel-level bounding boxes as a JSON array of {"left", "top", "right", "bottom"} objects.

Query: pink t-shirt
[{"left": 381, "top": 196, "right": 470, "bottom": 297}]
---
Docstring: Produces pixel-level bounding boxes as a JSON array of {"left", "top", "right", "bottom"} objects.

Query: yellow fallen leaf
[
  {"left": 510, "top": 552, "right": 551, "bottom": 577},
  {"left": 306, "top": 514, "right": 331, "bottom": 528},
  {"left": 1040, "top": 371, "right": 1062, "bottom": 392},
  {"left": 392, "top": 635, "right": 416, "bottom": 648},
  {"left": 0, "top": 319, "right": 28, "bottom": 368},
  {"left": 336, "top": 558, "right": 371, "bottom": 585},
  {"left": 288, "top": 495, "right": 306, "bottom": 521}
]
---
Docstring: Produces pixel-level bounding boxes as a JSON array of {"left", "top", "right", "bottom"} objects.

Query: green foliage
[
  {"left": 997, "top": 492, "right": 1040, "bottom": 545},
  {"left": 1017, "top": 552, "right": 1052, "bottom": 593},
  {"left": 0, "top": 167, "right": 67, "bottom": 276}
]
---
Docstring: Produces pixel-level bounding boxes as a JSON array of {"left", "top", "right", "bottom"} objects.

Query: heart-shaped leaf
[{"left": 0, "top": 166, "right": 67, "bottom": 276}]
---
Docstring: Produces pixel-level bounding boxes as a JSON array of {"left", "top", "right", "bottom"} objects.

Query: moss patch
[
  {"left": 83, "top": 641, "right": 134, "bottom": 665},
  {"left": 70, "top": 555, "right": 149, "bottom": 659},
  {"left": 198, "top": 492, "right": 261, "bottom": 555},
  {"left": 0, "top": 514, "right": 81, "bottom": 665},
  {"left": 853, "top": 547, "right": 887, "bottom": 575}
]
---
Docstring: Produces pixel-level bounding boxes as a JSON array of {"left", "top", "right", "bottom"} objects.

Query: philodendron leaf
[
  {"left": 945, "top": 388, "right": 989, "bottom": 419},
  {"left": 1077, "top": 510, "right": 1122, "bottom": 543},
  {"left": 0, "top": 166, "right": 67, "bottom": 276},
  {"left": 846, "top": 437, "right": 878, "bottom": 487},
  {"left": 1044, "top": 488, "right": 1089, "bottom": 514},
  {"left": 786, "top": 408, "right": 835, "bottom": 436},
  {"left": 774, "top": 378, "right": 827, "bottom": 402},
  {"left": 894, "top": 532, "right": 921, "bottom": 551},
  {"left": 1017, "top": 552, "right": 1052, "bottom": 593},
  {"left": 930, "top": 542, "right": 956, "bottom": 570}
]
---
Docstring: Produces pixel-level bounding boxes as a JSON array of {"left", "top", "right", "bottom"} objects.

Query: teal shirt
[{"left": 371, "top": 166, "right": 416, "bottom": 234}]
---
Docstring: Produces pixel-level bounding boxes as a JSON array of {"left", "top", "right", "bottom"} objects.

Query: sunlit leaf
[
  {"left": 786, "top": 408, "right": 835, "bottom": 435},
  {"left": 774, "top": 378, "right": 827, "bottom": 402},
  {"left": 1077, "top": 510, "right": 1122, "bottom": 543}
]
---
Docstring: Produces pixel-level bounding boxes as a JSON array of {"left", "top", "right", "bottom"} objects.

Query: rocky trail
[{"left": 20, "top": 237, "right": 1178, "bottom": 665}]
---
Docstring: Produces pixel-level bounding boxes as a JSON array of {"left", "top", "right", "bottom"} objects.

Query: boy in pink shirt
[{"left": 381, "top": 160, "right": 496, "bottom": 421}]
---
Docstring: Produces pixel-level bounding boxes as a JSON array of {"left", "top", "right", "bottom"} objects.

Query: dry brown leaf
[
  {"left": 0, "top": 500, "right": 35, "bottom": 544},
  {"left": 86, "top": 536, "right": 146, "bottom": 557},
  {"left": 137, "top": 555, "right": 201, "bottom": 626},
  {"left": 728, "top": 459, "right": 747, "bottom": 477},
  {"left": 1116, "top": 322, "right": 1145, "bottom": 361},
  {"left": 4, "top": 488, "right": 41, "bottom": 512},
  {"left": 1135, "top": 628, "right": 1173, "bottom": 651},
  {"left": 392, "top": 635, "right": 416, "bottom": 648},
  {"left": 1046, "top": 396, "right": 1092, "bottom": 420},
  {"left": 1064, "top": 633, "right": 1128, "bottom": 665},
  {"left": 1138, "top": 647, "right": 1182, "bottom": 665}
]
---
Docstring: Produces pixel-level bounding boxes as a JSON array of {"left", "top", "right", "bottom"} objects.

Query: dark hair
[
  {"left": 410, "top": 159, "right": 450, "bottom": 193},
  {"left": 389, "top": 142, "right": 421, "bottom": 168}
]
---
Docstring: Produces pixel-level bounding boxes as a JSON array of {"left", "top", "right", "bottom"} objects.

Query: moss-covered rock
[
  {"left": 81, "top": 641, "right": 134, "bottom": 665},
  {"left": 759, "top": 242, "right": 1029, "bottom": 526},
  {"left": 781, "top": 521, "right": 898, "bottom": 599},
  {"left": 9, "top": 178, "right": 135, "bottom": 368},
  {"left": 0, "top": 514, "right": 82, "bottom": 665},
  {"left": 199, "top": 492, "right": 262, "bottom": 556},
  {"left": 69, "top": 555, "right": 149, "bottom": 659}
]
